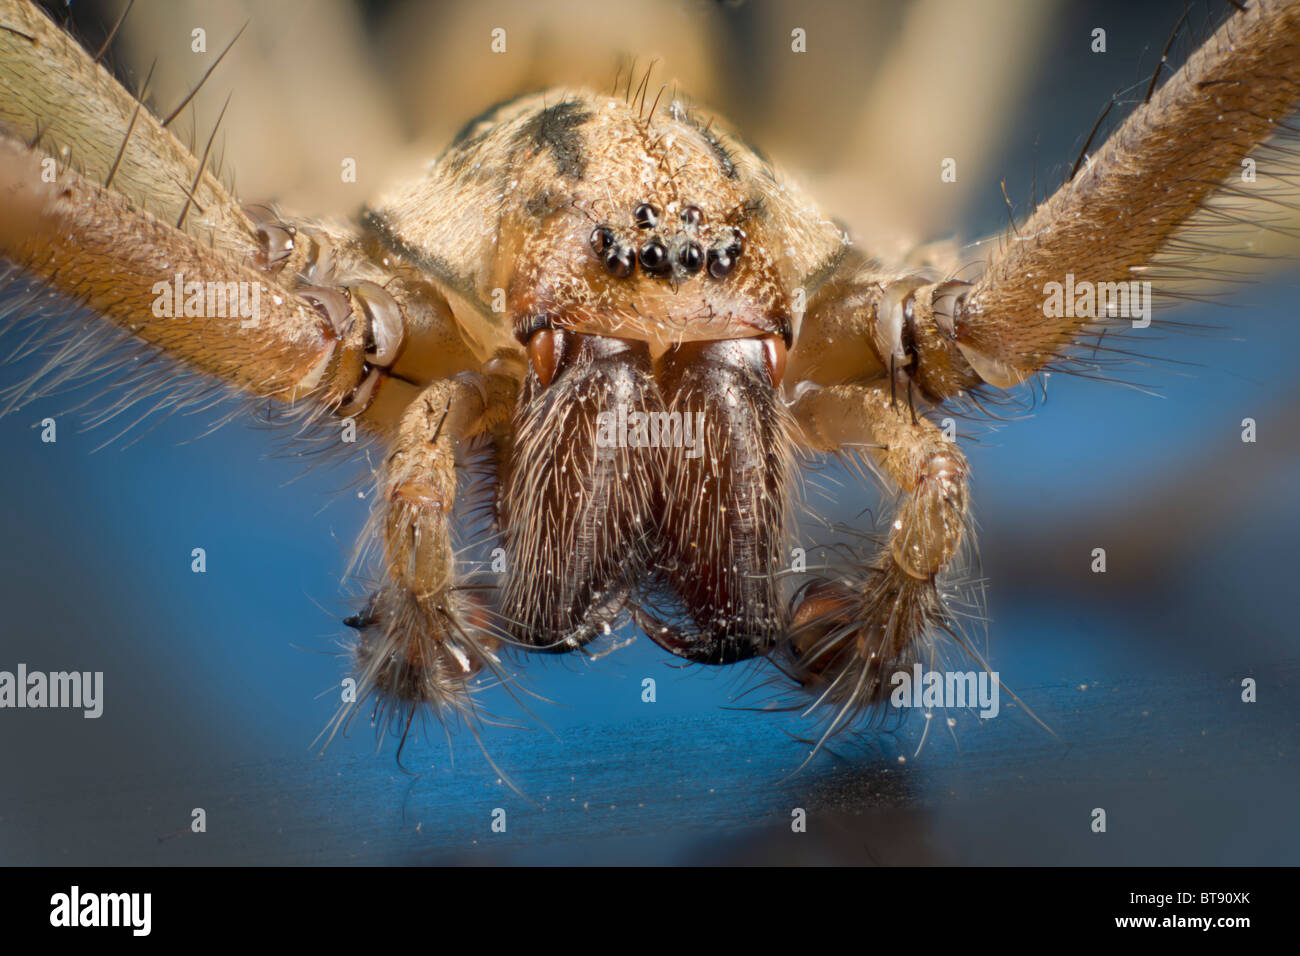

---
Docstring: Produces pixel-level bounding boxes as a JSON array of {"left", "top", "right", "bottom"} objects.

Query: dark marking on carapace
[
  {"left": 514, "top": 99, "right": 593, "bottom": 180},
  {"left": 438, "top": 93, "right": 530, "bottom": 178},
  {"left": 447, "top": 92, "right": 528, "bottom": 152}
]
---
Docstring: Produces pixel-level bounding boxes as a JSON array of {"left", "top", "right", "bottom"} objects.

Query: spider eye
[
  {"left": 706, "top": 247, "right": 735, "bottom": 278},
  {"left": 589, "top": 225, "right": 615, "bottom": 255},
  {"left": 760, "top": 334, "right": 786, "bottom": 387},
  {"left": 679, "top": 241, "right": 704, "bottom": 274},
  {"left": 633, "top": 203, "right": 660, "bottom": 229},
  {"left": 680, "top": 205, "right": 703, "bottom": 227},
  {"left": 706, "top": 228, "right": 746, "bottom": 278},
  {"left": 638, "top": 239, "right": 670, "bottom": 274},
  {"left": 526, "top": 328, "right": 567, "bottom": 387},
  {"left": 603, "top": 243, "right": 635, "bottom": 277}
]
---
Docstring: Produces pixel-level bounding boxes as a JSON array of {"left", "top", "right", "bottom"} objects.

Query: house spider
[{"left": 1, "top": 0, "right": 1298, "bottom": 762}]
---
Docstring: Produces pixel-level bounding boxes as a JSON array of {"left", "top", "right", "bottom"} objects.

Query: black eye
[
  {"left": 633, "top": 203, "right": 660, "bottom": 229},
  {"left": 707, "top": 247, "right": 735, "bottom": 278},
  {"left": 603, "top": 244, "right": 635, "bottom": 278},
  {"left": 589, "top": 225, "right": 614, "bottom": 256},
  {"left": 639, "top": 239, "right": 669, "bottom": 273},
  {"left": 679, "top": 242, "right": 704, "bottom": 274},
  {"left": 680, "top": 205, "right": 703, "bottom": 228}
]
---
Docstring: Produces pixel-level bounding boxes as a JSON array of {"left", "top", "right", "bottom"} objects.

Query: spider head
[
  {"left": 510, "top": 195, "right": 795, "bottom": 365},
  {"left": 500, "top": 93, "right": 799, "bottom": 369}
]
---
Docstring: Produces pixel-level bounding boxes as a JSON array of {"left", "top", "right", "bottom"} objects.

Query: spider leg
[
  {"left": 0, "top": 1, "right": 478, "bottom": 431},
  {"left": 784, "top": 379, "right": 968, "bottom": 734},
  {"left": 0, "top": 0, "right": 256, "bottom": 256},
  {"left": 774, "top": 0, "right": 1300, "bottom": 742},
  {"left": 0, "top": 104, "right": 485, "bottom": 433},
  {"left": 944, "top": 0, "right": 1300, "bottom": 392},
  {"left": 0, "top": 0, "right": 362, "bottom": 413},
  {"left": 797, "top": 1, "right": 1300, "bottom": 403},
  {"left": 343, "top": 358, "right": 521, "bottom": 735},
  {"left": 0, "top": 136, "right": 359, "bottom": 408}
]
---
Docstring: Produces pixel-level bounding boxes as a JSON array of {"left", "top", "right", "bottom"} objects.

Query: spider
[{"left": 2, "top": 0, "right": 1298, "bottom": 763}]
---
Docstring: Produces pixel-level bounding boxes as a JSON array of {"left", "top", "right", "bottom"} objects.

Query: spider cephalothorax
[
  {"left": 2, "top": 0, "right": 1299, "bottom": 756},
  {"left": 360, "top": 91, "right": 833, "bottom": 675}
]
